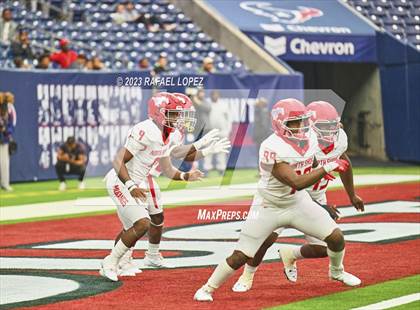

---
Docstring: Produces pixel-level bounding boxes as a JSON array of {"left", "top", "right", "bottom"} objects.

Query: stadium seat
[
  {"left": 2, "top": 0, "right": 242, "bottom": 71},
  {"left": 353, "top": 0, "right": 372, "bottom": 8},
  {"left": 348, "top": 0, "right": 420, "bottom": 45},
  {"left": 407, "top": 25, "right": 420, "bottom": 34}
]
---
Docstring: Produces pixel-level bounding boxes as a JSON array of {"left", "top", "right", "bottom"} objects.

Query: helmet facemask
[
  {"left": 164, "top": 108, "right": 197, "bottom": 133},
  {"left": 313, "top": 120, "right": 340, "bottom": 144},
  {"left": 279, "top": 113, "right": 312, "bottom": 141}
]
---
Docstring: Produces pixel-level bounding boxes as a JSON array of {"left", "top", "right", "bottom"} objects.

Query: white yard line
[
  {"left": 351, "top": 293, "right": 420, "bottom": 310},
  {"left": 0, "top": 174, "right": 418, "bottom": 222}
]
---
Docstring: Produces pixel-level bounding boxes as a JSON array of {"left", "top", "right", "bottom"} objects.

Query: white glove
[
  {"left": 323, "top": 159, "right": 349, "bottom": 173},
  {"left": 202, "top": 138, "right": 231, "bottom": 156},
  {"left": 193, "top": 129, "right": 220, "bottom": 150}
]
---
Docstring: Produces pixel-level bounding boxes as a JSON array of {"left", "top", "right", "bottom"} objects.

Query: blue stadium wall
[
  {"left": 0, "top": 70, "right": 303, "bottom": 182},
  {"left": 376, "top": 32, "right": 420, "bottom": 163}
]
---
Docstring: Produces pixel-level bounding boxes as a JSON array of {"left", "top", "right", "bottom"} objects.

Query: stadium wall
[
  {"left": 376, "top": 32, "right": 420, "bottom": 163},
  {"left": 0, "top": 70, "right": 303, "bottom": 182},
  {"left": 288, "top": 61, "right": 387, "bottom": 160}
]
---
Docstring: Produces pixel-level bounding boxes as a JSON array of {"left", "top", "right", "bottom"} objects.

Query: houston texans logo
[{"left": 240, "top": 1, "right": 323, "bottom": 24}]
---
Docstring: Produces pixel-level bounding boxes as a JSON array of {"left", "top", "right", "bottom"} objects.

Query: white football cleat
[
  {"left": 143, "top": 252, "right": 173, "bottom": 268},
  {"left": 279, "top": 247, "right": 297, "bottom": 282},
  {"left": 329, "top": 268, "right": 361, "bottom": 286},
  {"left": 193, "top": 287, "right": 213, "bottom": 302},
  {"left": 58, "top": 182, "right": 66, "bottom": 191},
  {"left": 232, "top": 273, "right": 254, "bottom": 292},
  {"left": 99, "top": 255, "right": 118, "bottom": 282}
]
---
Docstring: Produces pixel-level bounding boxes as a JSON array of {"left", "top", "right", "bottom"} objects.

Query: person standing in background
[
  {"left": 200, "top": 57, "right": 216, "bottom": 74},
  {"left": 203, "top": 90, "right": 232, "bottom": 175},
  {"left": 0, "top": 92, "right": 17, "bottom": 191},
  {"left": 11, "top": 30, "right": 35, "bottom": 62},
  {"left": 190, "top": 88, "right": 211, "bottom": 138},
  {"left": 0, "top": 8, "right": 18, "bottom": 45},
  {"left": 151, "top": 53, "right": 168, "bottom": 75},
  {"left": 252, "top": 98, "right": 271, "bottom": 157},
  {"left": 55, "top": 136, "right": 87, "bottom": 191}
]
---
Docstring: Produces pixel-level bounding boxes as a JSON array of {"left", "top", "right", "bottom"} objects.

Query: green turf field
[
  {"left": 268, "top": 275, "right": 420, "bottom": 310},
  {"left": 1, "top": 166, "right": 419, "bottom": 207},
  {"left": 0, "top": 169, "right": 257, "bottom": 207}
]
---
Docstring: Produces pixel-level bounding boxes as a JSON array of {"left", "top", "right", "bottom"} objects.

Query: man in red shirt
[{"left": 50, "top": 39, "right": 78, "bottom": 69}]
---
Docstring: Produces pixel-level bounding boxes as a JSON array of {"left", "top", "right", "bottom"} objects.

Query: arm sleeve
[
  {"left": 124, "top": 126, "right": 149, "bottom": 155},
  {"left": 124, "top": 136, "right": 147, "bottom": 155},
  {"left": 259, "top": 144, "right": 278, "bottom": 165}
]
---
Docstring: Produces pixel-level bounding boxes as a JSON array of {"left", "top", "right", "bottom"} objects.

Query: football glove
[
  {"left": 202, "top": 138, "right": 231, "bottom": 156},
  {"left": 323, "top": 159, "right": 349, "bottom": 173},
  {"left": 193, "top": 129, "right": 220, "bottom": 150}
]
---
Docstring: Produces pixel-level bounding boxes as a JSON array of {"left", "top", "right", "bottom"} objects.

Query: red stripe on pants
[{"left": 147, "top": 175, "right": 159, "bottom": 208}]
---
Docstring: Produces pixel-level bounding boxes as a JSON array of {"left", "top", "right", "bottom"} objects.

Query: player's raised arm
[
  {"left": 159, "top": 156, "right": 203, "bottom": 181},
  {"left": 339, "top": 152, "right": 364, "bottom": 211},
  {"left": 169, "top": 129, "right": 231, "bottom": 162},
  {"left": 265, "top": 158, "right": 349, "bottom": 191}
]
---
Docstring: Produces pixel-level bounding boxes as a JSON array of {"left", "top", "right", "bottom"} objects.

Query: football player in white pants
[
  {"left": 194, "top": 98, "right": 361, "bottom": 302},
  {"left": 100, "top": 92, "right": 225, "bottom": 281},
  {"left": 231, "top": 100, "right": 364, "bottom": 292},
  {"left": 136, "top": 93, "right": 231, "bottom": 269}
]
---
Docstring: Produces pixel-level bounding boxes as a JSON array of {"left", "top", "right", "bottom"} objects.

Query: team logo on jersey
[{"left": 240, "top": 2, "right": 323, "bottom": 25}]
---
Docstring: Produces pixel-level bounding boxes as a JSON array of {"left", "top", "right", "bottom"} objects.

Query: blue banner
[
  {"left": 0, "top": 70, "right": 303, "bottom": 182},
  {"left": 206, "top": 0, "right": 377, "bottom": 63},
  {"left": 250, "top": 32, "right": 376, "bottom": 63}
]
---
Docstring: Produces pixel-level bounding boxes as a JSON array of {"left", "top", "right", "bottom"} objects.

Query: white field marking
[
  {"left": 164, "top": 200, "right": 420, "bottom": 240},
  {"left": 0, "top": 240, "right": 295, "bottom": 270},
  {"left": 0, "top": 174, "right": 418, "bottom": 222},
  {"left": 351, "top": 293, "right": 420, "bottom": 310},
  {"left": 0, "top": 275, "right": 79, "bottom": 305}
]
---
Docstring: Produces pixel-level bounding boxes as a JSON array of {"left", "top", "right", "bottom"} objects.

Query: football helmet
[
  {"left": 307, "top": 101, "right": 340, "bottom": 144},
  {"left": 148, "top": 92, "right": 196, "bottom": 132},
  {"left": 172, "top": 92, "right": 197, "bottom": 132},
  {"left": 271, "top": 98, "right": 311, "bottom": 141}
]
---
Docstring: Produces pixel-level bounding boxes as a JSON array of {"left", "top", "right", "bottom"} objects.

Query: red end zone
[{"left": 1, "top": 182, "right": 419, "bottom": 309}]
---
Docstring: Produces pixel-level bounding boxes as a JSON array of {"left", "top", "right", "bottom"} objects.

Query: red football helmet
[
  {"left": 148, "top": 92, "right": 196, "bottom": 132},
  {"left": 307, "top": 101, "right": 340, "bottom": 144},
  {"left": 271, "top": 98, "right": 311, "bottom": 141},
  {"left": 172, "top": 92, "right": 197, "bottom": 132}
]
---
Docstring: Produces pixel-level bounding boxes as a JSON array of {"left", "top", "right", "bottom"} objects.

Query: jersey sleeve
[
  {"left": 259, "top": 139, "right": 279, "bottom": 165},
  {"left": 338, "top": 128, "right": 348, "bottom": 154},
  {"left": 124, "top": 124, "right": 149, "bottom": 155}
]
